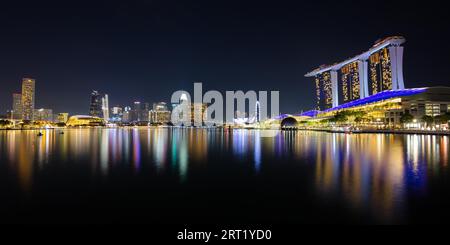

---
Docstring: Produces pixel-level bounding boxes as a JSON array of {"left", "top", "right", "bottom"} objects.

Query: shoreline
[
  {"left": 1, "top": 126, "right": 450, "bottom": 136},
  {"left": 295, "top": 128, "right": 450, "bottom": 136}
]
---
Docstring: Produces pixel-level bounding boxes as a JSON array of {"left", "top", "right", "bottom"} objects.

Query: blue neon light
[{"left": 322, "top": 88, "right": 427, "bottom": 113}]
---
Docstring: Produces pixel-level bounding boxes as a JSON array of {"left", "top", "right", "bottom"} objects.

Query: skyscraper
[
  {"left": 110, "top": 106, "right": 123, "bottom": 122},
  {"left": 122, "top": 106, "right": 131, "bottom": 123},
  {"left": 150, "top": 102, "right": 171, "bottom": 124},
  {"left": 21, "top": 78, "right": 35, "bottom": 120},
  {"left": 89, "top": 90, "right": 102, "bottom": 117},
  {"left": 101, "top": 94, "right": 109, "bottom": 121},
  {"left": 142, "top": 102, "right": 150, "bottom": 122},
  {"left": 12, "top": 93, "right": 22, "bottom": 120},
  {"left": 305, "top": 36, "right": 405, "bottom": 110},
  {"left": 132, "top": 101, "right": 141, "bottom": 122}
]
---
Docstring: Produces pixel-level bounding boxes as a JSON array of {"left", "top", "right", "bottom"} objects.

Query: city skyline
[
  {"left": 1, "top": 0, "right": 450, "bottom": 115},
  {"left": 3, "top": 0, "right": 450, "bottom": 230}
]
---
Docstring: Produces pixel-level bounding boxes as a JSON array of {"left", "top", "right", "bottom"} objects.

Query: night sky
[{"left": 1, "top": 0, "right": 450, "bottom": 115}]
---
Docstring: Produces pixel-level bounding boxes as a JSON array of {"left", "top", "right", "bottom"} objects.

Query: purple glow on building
[{"left": 322, "top": 88, "right": 427, "bottom": 113}]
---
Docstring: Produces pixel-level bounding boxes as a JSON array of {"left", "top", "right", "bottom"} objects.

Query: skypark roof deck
[{"left": 305, "top": 36, "right": 405, "bottom": 77}]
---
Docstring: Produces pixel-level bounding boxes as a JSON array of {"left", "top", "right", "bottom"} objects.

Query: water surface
[{"left": 0, "top": 128, "right": 449, "bottom": 224}]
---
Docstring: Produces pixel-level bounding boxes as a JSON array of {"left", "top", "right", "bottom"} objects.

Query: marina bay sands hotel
[{"left": 305, "top": 36, "right": 406, "bottom": 110}]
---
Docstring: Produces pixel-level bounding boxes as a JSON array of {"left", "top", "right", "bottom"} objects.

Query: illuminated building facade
[
  {"left": 90, "top": 90, "right": 110, "bottom": 120},
  {"left": 33, "top": 108, "right": 53, "bottom": 121},
  {"left": 142, "top": 102, "right": 150, "bottom": 122},
  {"left": 340, "top": 62, "right": 362, "bottom": 103},
  {"left": 122, "top": 106, "right": 131, "bottom": 123},
  {"left": 189, "top": 103, "right": 208, "bottom": 126},
  {"left": 306, "top": 36, "right": 405, "bottom": 109},
  {"left": 110, "top": 106, "right": 123, "bottom": 122},
  {"left": 89, "top": 90, "right": 103, "bottom": 117},
  {"left": 101, "top": 94, "right": 109, "bottom": 121},
  {"left": 369, "top": 48, "right": 393, "bottom": 94},
  {"left": 149, "top": 102, "right": 171, "bottom": 124},
  {"left": 316, "top": 87, "right": 450, "bottom": 128},
  {"left": 21, "top": 78, "right": 35, "bottom": 120},
  {"left": 57, "top": 113, "right": 69, "bottom": 123},
  {"left": 314, "top": 71, "right": 334, "bottom": 110},
  {"left": 131, "top": 101, "right": 143, "bottom": 122},
  {"left": 66, "top": 115, "right": 106, "bottom": 127},
  {"left": 174, "top": 101, "right": 208, "bottom": 126},
  {"left": 12, "top": 93, "right": 22, "bottom": 120}
]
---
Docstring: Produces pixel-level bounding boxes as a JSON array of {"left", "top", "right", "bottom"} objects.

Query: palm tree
[
  {"left": 400, "top": 112, "right": 414, "bottom": 124},
  {"left": 435, "top": 113, "right": 450, "bottom": 125},
  {"left": 422, "top": 115, "right": 434, "bottom": 128}
]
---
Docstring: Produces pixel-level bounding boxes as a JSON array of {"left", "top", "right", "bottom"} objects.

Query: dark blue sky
[{"left": 1, "top": 0, "right": 449, "bottom": 115}]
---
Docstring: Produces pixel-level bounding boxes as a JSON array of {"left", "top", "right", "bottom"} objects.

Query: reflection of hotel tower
[{"left": 305, "top": 36, "right": 405, "bottom": 110}]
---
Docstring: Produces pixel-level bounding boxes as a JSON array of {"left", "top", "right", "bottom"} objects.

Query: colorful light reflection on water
[{"left": 0, "top": 128, "right": 449, "bottom": 224}]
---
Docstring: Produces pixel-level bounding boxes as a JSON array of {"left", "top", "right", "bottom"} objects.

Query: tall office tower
[
  {"left": 12, "top": 93, "right": 22, "bottom": 120},
  {"left": 122, "top": 106, "right": 131, "bottom": 123},
  {"left": 110, "top": 106, "right": 123, "bottom": 122},
  {"left": 89, "top": 90, "right": 103, "bottom": 117},
  {"left": 142, "top": 102, "right": 150, "bottom": 122},
  {"left": 102, "top": 94, "right": 109, "bottom": 121},
  {"left": 21, "top": 78, "right": 35, "bottom": 120},
  {"left": 132, "top": 101, "right": 141, "bottom": 122}
]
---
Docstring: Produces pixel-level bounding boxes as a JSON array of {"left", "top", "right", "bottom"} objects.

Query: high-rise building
[
  {"left": 153, "top": 102, "right": 169, "bottom": 111},
  {"left": 12, "top": 93, "right": 22, "bottom": 120},
  {"left": 149, "top": 102, "right": 171, "bottom": 124},
  {"left": 57, "top": 113, "right": 69, "bottom": 123},
  {"left": 132, "top": 101, "right": 142, "bottom": 122},
  {"left": 89, "top": 90, "right": 103, "bottom": 117},
  {"left": 34, "top": 108, "right": 53, "bottom": 121},
  {"left": 111, "top": 106, "right": 123, "bottom": 115},
  {"left": 122, "top": 106, "right": 131, "bottom": 123},
  {"left": 306, "top": 36, "right": 405, "bottom": 110},
  {"left": 110, "top": 106, "right": 123, "bottom": 122},
  {"left": 21, "top": 78, "right": 35, "bottom": 120},
  {"left": 142, "top": 102, "right": 150, "bottom": 122},
  {"left": 102, "top": 94, "right": 109, "bottom": 121}
]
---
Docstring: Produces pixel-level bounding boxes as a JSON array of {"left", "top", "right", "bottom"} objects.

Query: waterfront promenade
[{"left": 298, "top": 127, "right": 450, "bottom": 135}]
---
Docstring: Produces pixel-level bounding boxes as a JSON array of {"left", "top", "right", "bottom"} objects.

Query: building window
[{"left": 425, "top": 104, "right": 441, "bottom": 117}]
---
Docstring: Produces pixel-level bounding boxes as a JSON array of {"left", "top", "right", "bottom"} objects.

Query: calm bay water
[{"left": 0, "top": 128, "right": 449, "bottom": 224}]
